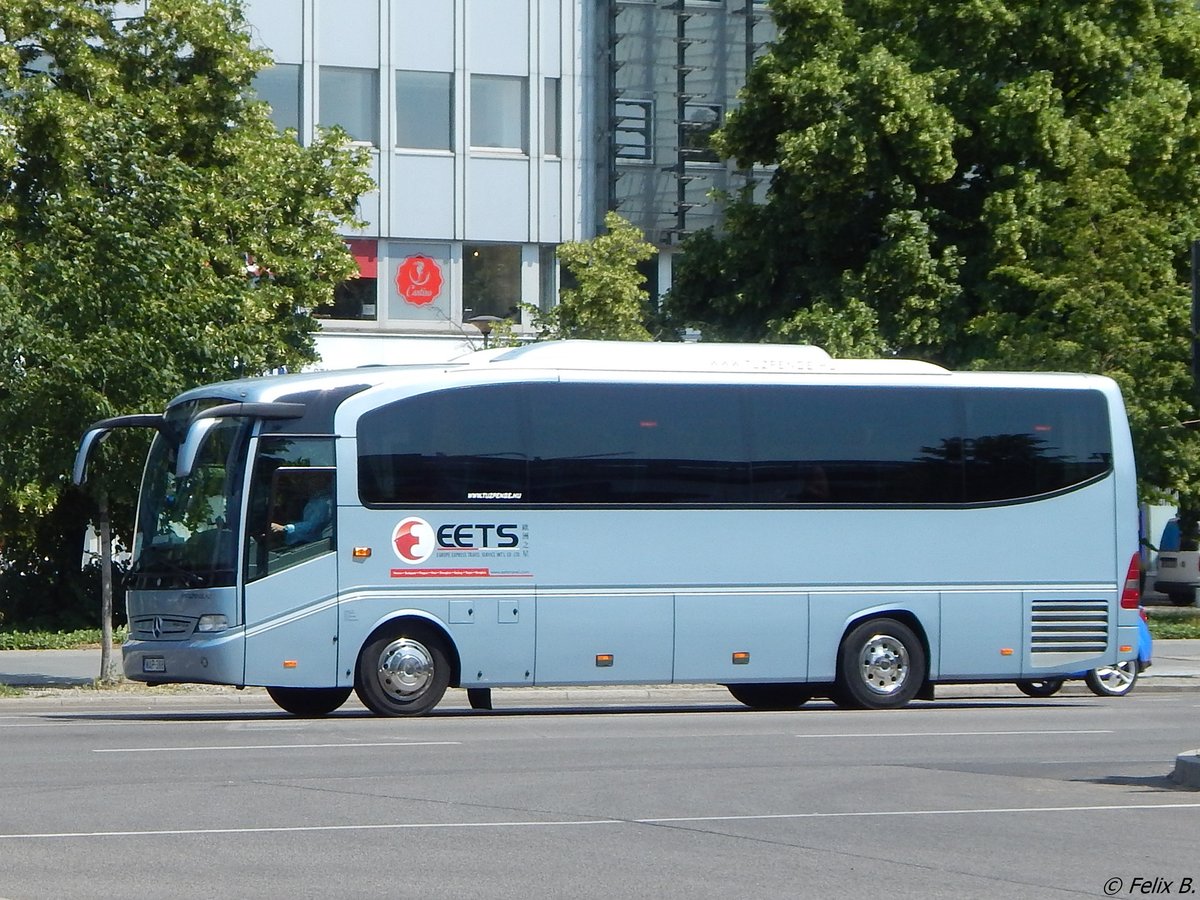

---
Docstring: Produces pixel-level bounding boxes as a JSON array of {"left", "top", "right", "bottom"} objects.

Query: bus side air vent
[{"left": 1029, "top": 598, "right": 1109, "bottom": 662}]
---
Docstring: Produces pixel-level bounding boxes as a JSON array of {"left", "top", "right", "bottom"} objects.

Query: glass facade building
[{"left": 118, "top": 0, "right": 775, "bottom": 364}]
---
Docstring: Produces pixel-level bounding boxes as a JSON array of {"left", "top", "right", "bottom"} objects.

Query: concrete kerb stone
[{"left": 1171, "top": 750, "right": 1200, "bottom": 790}]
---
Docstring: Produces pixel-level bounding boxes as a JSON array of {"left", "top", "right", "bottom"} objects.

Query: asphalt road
[{"left": 1, "top": 689, "right": 1198, "bottom": 899}]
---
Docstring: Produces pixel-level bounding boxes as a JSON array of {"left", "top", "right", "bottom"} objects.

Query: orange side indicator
[
  {"left": 353, "top": 547, "right": 372, "bottom": 559},
  {"left": 1119, "top": 645, "right": 1133, "bottom": 654},
  {"left": 732, "top": 652, "right": 750, "bottom": 665},
  {"left": 283, "top": 660, "right": 298, "bottom": 669},
  {"left": 1000, "top": 648, "right": 1014, "bottom": 656},
  {"left": 595, "top": 654, "right": 614, "bottom": 667}
]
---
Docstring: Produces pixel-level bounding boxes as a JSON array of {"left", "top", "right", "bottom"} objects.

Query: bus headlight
[{"left": 197, "top": 614, "right": 230, "bottom": 633}]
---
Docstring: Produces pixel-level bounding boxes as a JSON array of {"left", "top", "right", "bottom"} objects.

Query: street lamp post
[{"left": 467, "top": 314, "right": 503, "bottom": 349}]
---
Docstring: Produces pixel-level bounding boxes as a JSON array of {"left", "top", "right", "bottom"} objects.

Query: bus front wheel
[
  {"left": 725, "top": 683, "right": 812, "bottom": 710},
  {"left": 355, "top": 624, "right": 451, "bottom": 717},
  {"left": 834, "top": 618, "right": 926, "bottom": 710},
  {"left": 266, "top": 686, "right": 352, "bottom": 717}
]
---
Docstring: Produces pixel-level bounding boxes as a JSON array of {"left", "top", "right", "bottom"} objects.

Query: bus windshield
[{"left": 130, "top": 411, "right": 248, "bottom": 590}]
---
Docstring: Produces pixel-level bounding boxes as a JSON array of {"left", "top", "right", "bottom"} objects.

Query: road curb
[
  {"left": 1172, "top": 750, "right": 1200, "bottom": 790},
  {"left": 3, "top": 677, "right": 1199, "bottom": 703}
]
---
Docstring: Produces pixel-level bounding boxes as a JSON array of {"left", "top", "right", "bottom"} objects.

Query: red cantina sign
[{"left": 395, "top": 255, "right": 444, "bottom": 306}]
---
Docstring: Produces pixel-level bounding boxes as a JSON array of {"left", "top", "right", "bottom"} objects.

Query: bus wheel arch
[
  {"left": 834, "top": 613, "right": 929, "bottom": 710},
  {"left": 353, "top": 616, "right": 459, "bottom": 717}
]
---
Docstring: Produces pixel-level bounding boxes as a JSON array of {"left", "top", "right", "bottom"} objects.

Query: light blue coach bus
[{"left": 74, "top": 341, "right": 1141, "bottom": 716}]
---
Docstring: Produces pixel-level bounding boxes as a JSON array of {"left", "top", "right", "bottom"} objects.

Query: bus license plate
[
  {"left": 1162, "top": 559, "right": 1178, "bottom": 568},
  {"left": 143, "top": 657, "right": 166, "bottom": 673}
]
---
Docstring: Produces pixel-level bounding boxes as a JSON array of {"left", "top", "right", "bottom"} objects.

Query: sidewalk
[{"left": 4, "top": 641, "right": 1200, "bottom": 690}]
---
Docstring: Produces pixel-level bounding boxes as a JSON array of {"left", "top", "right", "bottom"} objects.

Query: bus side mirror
[
  {"left": 176, "top": 418, "right": 224, "bottom": 479},
  {"left": 73, "top": 413, "right": 165, "bottom": 485},
  {"left": 73, "top": 428, "right": 109, "bottom": 486}
]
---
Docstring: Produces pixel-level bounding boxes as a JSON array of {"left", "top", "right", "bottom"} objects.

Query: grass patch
[
  {"left": 0, "top": 684, "right": 23, "bottom": 698},
  {"left": 1148, "top": 618, "right": 1200, "bottom": 640},
  {"left": 0, "top": 627, "right": 127, "bottom": 651}
]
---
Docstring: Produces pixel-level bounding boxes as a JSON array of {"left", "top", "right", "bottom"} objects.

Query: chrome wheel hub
[
  {"left": 376, "top": 638, "right": 434, "bottom": 702},
  {"left": 859, "top": 633, "right": 910, "bottom": 696},
  {"left": 1095, "top": 661, "right": 1137, "bottom": 694}
]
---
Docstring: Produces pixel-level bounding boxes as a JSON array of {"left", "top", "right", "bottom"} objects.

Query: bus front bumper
[{"left": 123, "top": 630, "right": 245, "bottom": 686}]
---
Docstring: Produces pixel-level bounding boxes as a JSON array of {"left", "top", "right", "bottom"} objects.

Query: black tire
[
  {"left": 725, "top": 683, "right": 812, "bottom": 710},
  {"left": 266, "top": 686, "right": 352, "bottom": 717},
  {"left": 835, "top": 618, "right": 926, "bottom": 710},
  {"left": 354, "top": 623, "right": 451, "bottom": 717},
  {"left": 466, "top": 687, "right": 493, "bottom": 710},
  {"left": 1016, "top": 678, "right": 1066, "bottom": 698},
  {"left": 1168, "top": 592, "right": 1197, "bottom": 607},
  {"left": 1084, "top": 661, "right": 1139, "bottom": 697}
]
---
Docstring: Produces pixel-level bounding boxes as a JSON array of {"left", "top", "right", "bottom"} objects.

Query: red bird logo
[{"left": 392, "top": 517, "right": 434, "bottom": 564}]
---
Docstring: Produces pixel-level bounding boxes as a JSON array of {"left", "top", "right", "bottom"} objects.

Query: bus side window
[
  {"left": 270, "top": 469, "right": 335, "bottom": 548},
  {"left": 245, "top": 437, "right": 336, "bottom": 581}
]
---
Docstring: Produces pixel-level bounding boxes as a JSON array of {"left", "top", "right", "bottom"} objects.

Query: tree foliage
[
  {"left": 529, "top": 212, "right": 657, "bottom": 341},
  {"left": 666, "top": 0, "right": 1200, "bottom": 507},
  {"left": 0, "top": 0, "right": 372, "bottom": 623}
]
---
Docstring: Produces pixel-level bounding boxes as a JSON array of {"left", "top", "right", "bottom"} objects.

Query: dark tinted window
[
  {"left": 747, "top": 387, "right": 963, "bottom": 503},
  {"left": 358, "top": 385, "right": 527, "bottom": 504},
  {"left": 357, "top": 382, "right": 1111, "bottom": 506},
  {"left": 961, "top": 389, "right": 1111, "bottom": 503},
  {"left": 526, "top": 383, "right": 748, "bottom": 503}
]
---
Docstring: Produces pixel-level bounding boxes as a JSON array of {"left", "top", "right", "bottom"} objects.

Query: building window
[
  {"left": 387, "top": 244, "right": 452, "bottom": 322},
  {"left": 463, "top": 244, "right": 522, "bottom": 320},
  {"left": 319, "top": 66, "right": 379, "bottom": 145},
  {"left": 252, "top": 63, "right": 302, "bottom": 134},
  {"left": 544, "top": 78, "right": 561, "bottom": 157},
  {"left": 471, "top": 75, "right": 528, "bottom": 152},
  {"left": 614, "top": 99, "right": 652, "bottom": 160},
  {"left": 680, "top": 103, "right": 721, "bottom": 164},
  {"left": 316, "top": 239, "right": 378, "bottom": 321},
  {"left": 395, "top": 70, "right": 453, "bottom": 151}
]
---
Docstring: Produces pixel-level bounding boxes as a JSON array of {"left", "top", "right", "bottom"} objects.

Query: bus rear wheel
[
  {"left": 266, "top": 686, "right": 352, "bottom": 717},
  {"left": 1084, "top": 661, "right": 1139, "bottom": 697},
  {"left": 355, "top": 624, "right": 451, "bottom": 717},
  {"left": 725, "top": 683, "right": 812, "bottom": 710},
  {"left": 835, "top": 618, "right": 926, "bottom": 710}
]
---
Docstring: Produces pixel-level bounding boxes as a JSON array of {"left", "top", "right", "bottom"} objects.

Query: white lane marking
[
  {"left": 2, "top": 802, "right": 1199, "bottom": 840},
  {"left": 795, "top": 730, "right": 1113, "bottom": 738},
  {"left": 92, "top": 741, "right": 460, "bottom": 753},
  {"left": 642, "top": 803, "right": 1200, "bottom": 823}
]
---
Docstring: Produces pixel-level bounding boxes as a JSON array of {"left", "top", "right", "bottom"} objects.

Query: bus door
[{"left": 241, "top": 436, "right": 340, "bottom": 687}]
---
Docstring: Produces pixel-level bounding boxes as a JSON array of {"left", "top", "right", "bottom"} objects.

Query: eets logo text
[{"left": 390, "top": 517, "right": 530, "bottom": 579}]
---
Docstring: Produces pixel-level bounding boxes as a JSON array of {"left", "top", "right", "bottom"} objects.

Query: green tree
[
  {"left": 529, "top": 212, "right": 657, "bottom": 341},
  {"left": 0, "top": 0, "right": 372, "bottom": 627},
  {"left": 666, "top": 0, "right": 1200, "bottom": 509}
]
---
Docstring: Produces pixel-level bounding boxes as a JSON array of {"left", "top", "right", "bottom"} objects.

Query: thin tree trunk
[{"left": 98, "top": 489, "right": 120, "bottom": 684}]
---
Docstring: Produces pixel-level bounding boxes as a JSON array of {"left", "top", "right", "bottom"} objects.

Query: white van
[{"left": 1153, "top": 549, "right": 1200, "bottom": 606}]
